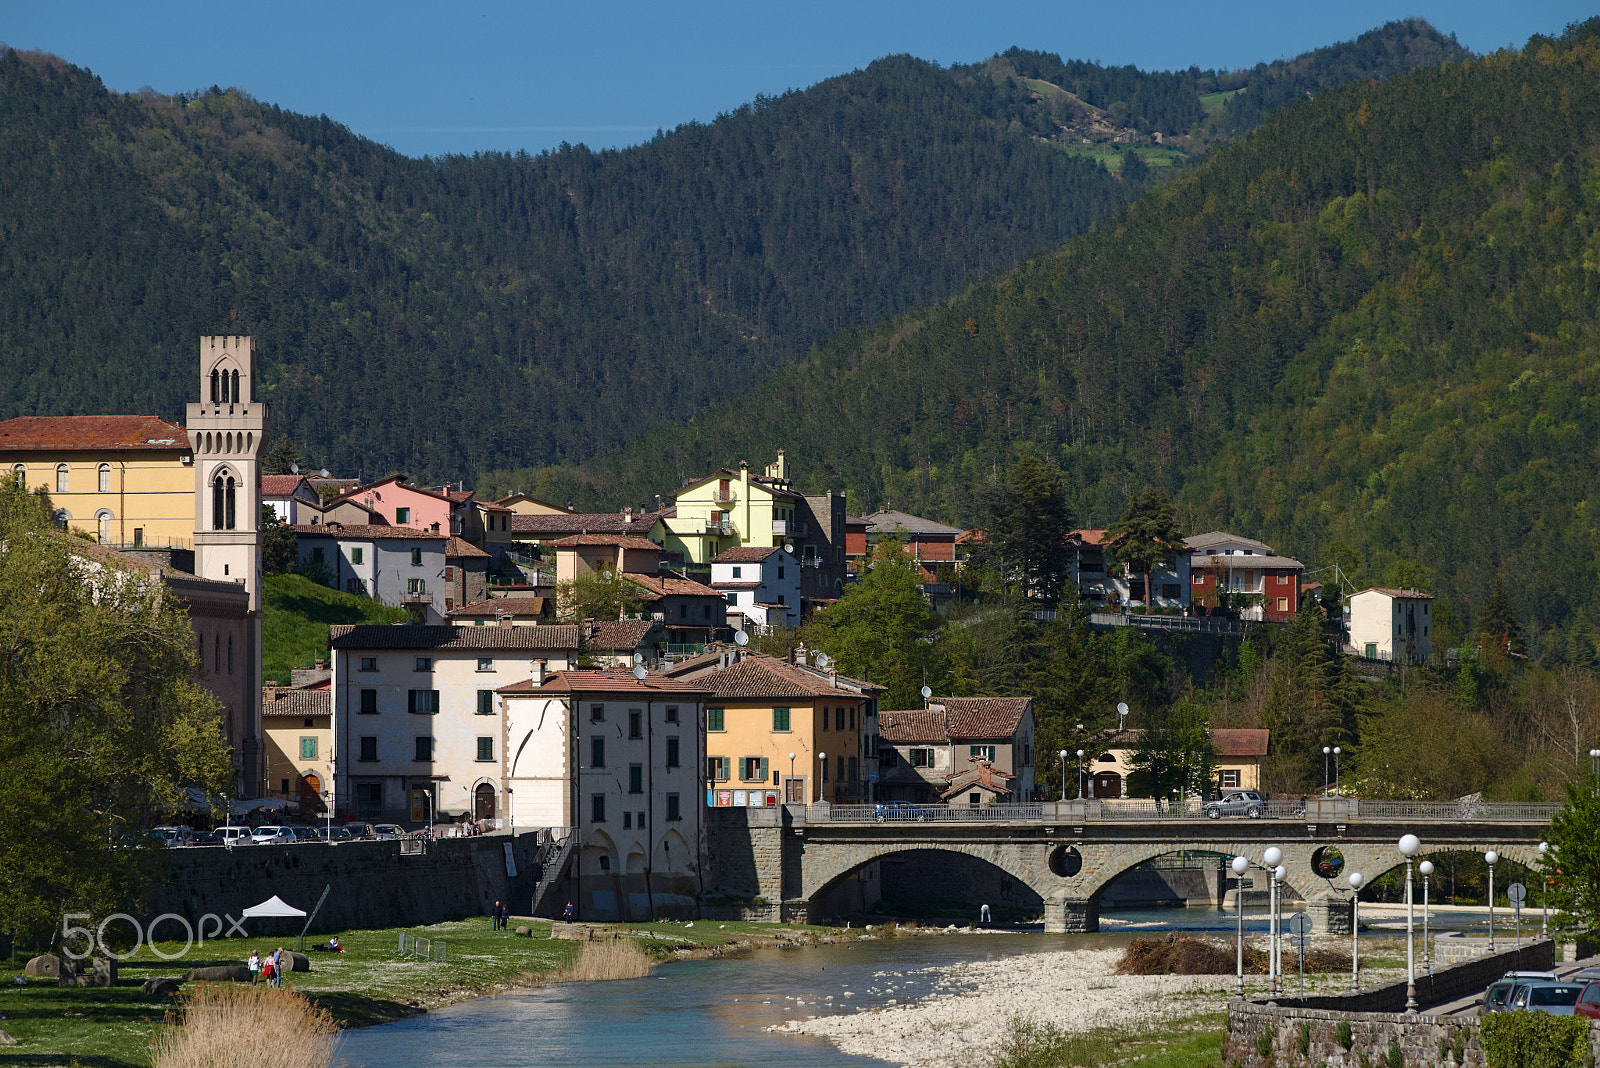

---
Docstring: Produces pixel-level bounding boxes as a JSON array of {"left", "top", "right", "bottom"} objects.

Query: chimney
[
  {"left": 531, "top": 658, "right": 547, "bottom": 685},
  {"left": 794, "top": 643, "right": 807, "bottom": 667},
  {"left": 497, "top": 612, "right": 512, "bottom": 629},
  {"left": 314, "top": 659, "right": 326, "bottom": 672}
]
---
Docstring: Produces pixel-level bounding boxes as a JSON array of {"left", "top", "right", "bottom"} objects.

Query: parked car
[
  {"left": 1482, "top": 980, "right": 1516, "bottom": 1014},
  {"left": 315, "top": 826, "right": 353, "bottom": 843},
  {"left": 1506, "top": 981, "right": 1584, "bottom": 1015},
  {"left": 343, "top": 822, "right": 376, "bottom": 840},
  {"left": 214, "top": 826, "right": 257, "bottom": 847},
  {"left": 873, "top": 801, "right": 939, "bottom": 823},
  {"left": 287, "top": 826, "right": 321, "bottom": 843},
  {"left": 1203, "top": 790, "right": 1269, "bottom": 819},
  {"left": 1574, "top": 981, "right": 1600, "bottom": 1019},
  {"left": 191, "top": 830, "right": 225, "bottom": 847},
  {"left": 150, "top": 825, "right": 198, "bottom": 847},
  {"left": 371, "top": 823, "right": 405, "bottom": 839},
  {"left": 250, "top": 825, "right": 297, "bottom": 846}
]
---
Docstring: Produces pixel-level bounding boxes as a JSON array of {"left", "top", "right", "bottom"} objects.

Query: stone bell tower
[{"left": 187, "top": 336, "right": 270, "bottom": 796}]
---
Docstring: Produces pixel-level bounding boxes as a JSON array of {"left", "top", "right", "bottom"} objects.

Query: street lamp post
[
  {"left": 1348, "top": 871, "right": 1364, "bottom": 991},
  {"left": 1333, "top": 746, "right": 1341, "bottom": 796},
  {"left": 1590, "top": 748, "right": 1600, "bottom": 789},
  {"left": 1399, "top": 833, "right": 1420, "bottom": 1013},
  {"left": 819, "top": 752, "right": 827, "bottom": 802},
  {"left": 507, "top": 787, "right": 515, "bottom": 837},
  {"left": 1539, "top": 840, "right": 1550, "bottom": 937},
  {"left": 1058, "top": 749, "right": 1069, "bottom": 802},
  {"left": 1485, "top": 850, "right": 1498, "bottom": 952},
  {"left": 1231, "top": 855, "right": 1249, "bottom": 997},
  {"left": 1077, "top": 749, "right": 1086, "bottom": 800},
  {"left": 1263, "top": 846, "right": 1283, "bottom": 996},
  {"left": 1272, "top": 863, "right": 1287, "bottom": 996},
  {"left": 422, "top": 788, "right": 434, "bottom": 839},
  {"left": 1419, "top": 860, "right": 1434, "bottom": 976},
  {"left": 1323, "top": 746, "right": 1332, "bottom": 796}
]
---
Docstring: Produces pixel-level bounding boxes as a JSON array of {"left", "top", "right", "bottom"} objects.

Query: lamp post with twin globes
[
  {"left": 1539, "top": 840, "right": 1550, "bottom": 937},
  {"left": 1058, "top": 749, "right": 1069, "bottom": 801},
  {"left": 1398, "top": 834, "right": 1420, "bottom": 1013},
  {"left": 1419, "top": 859, "right": 1434, "bottom": 976},
  {"left": 1263, "top": 846, "right": 1283, "bottom": 996},
  {"left": 1077, "top": 749, "right": 1086, "bottom": 800},
  {"left": 1485, "top": 850, "right": 1499, "bottom": 952},
  {"left": 1231, "top": 855, "right": 1249, "bottom": 997}
]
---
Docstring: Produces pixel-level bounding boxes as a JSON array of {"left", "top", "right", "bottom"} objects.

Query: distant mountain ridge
[
  {"left": 0, "top": 21, "right": 1463, "bottom": 481},
  {"left": 557, "top": 20, "right": 1600, "bottom": 660}
]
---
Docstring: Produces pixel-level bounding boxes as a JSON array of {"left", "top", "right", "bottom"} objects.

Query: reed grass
[
  {"left": 151, "top": 982, "right": 340, "bottom": 1068},
  {"left": 550, "top": 937, "right": 653, "bottom": 983}
]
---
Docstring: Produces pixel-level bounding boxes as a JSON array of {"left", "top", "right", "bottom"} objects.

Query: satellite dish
[
  {"left": 1117, "top": 702, "right": 1130, "bottom": 716},
  {"left": 920, "top": 685, "right": 932, "bottom": 700},
  {"left": 734, "top": 631, "right": 749, "bottom": 647},
  {"left": 815, "top": 652, "right": 830, "bottom": 668},
  {"left": 632, "top": 652, "right": 644, "bottom": 665},
  {"left": 290, "top": 463, "right": 299, "bottom": 474},
  {"left": 784, "top": 542, "right": 795, "bottom": 555},
  {"left": 631, "top": 665, "right": 647, "bottom": 681},
  {"left": 319, "top": 468, "right": 330, "bottom": 478}
]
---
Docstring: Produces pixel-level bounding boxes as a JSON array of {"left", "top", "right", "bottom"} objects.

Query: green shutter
[
  {"left": 737, "top": 757, "right": 748, "bottom": 780},
  {"left": 477, "top": 689, "right": 492, "bottom": 714},
  {"left": 759, "top": 757, "right": 769, "bottom": 781},
  {"left": 708, "top": 707, "right": 724, "bottom": 731},
  {"left": 772, "top": 706, "right": 790, "bottom": 732}
]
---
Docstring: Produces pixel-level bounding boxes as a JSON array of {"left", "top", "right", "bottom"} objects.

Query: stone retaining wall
[{"left": 1222, "top": 939, "right": 1558, "bottom": 1067}]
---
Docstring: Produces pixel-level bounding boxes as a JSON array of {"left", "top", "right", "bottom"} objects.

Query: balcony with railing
[{"left": 772, "top": 520, "right": 808, "bottom": 537}]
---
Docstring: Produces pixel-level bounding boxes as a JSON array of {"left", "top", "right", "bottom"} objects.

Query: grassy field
[
  {"left": 0, "top": 917, "right": 833, "bottom": 1065},
  {"left": 993, "top": 1012, "right": 1226, "bottom": 1068},
  {"left": 1056, "top": 143, "right": 1188, "bottom": 171},
  {"left": 1199, "top": 88, "right": 1243, "bottom": 114},
  {"left": 261, "top": 573, "right": 409, "bottom": 684}
]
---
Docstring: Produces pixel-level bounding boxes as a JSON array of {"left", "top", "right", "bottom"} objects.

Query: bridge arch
[{"left": 801, "top": 838, "right": 1049, "bottom": 907}]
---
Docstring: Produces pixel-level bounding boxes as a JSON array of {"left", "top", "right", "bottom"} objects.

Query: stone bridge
[{"left": 709, "top": 799, "right": 1555, "bottom": 933}]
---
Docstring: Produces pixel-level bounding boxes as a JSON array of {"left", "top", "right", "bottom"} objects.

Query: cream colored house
[
  {"left": 1094, "top": 728, "right": 1269, "bottom": 799},
  {"left": 262, "top": 685, "right": 332, "bottom": 815},
  {"left": 0, "top": 415, "right": 194, "bottom": 549},
  {"left": 1348, "top": 588, "right": 1434, "bottom": 663}
]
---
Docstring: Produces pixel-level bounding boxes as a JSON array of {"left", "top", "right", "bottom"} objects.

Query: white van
[{"left": 214, "top": 826, "right": 257, "bottom": 847}]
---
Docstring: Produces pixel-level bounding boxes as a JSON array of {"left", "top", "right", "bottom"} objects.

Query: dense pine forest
[
  {"left": 562, "top": 20, "right": 1600, "bottom": 663},
  {"left": 0, "top": 20, "right": 1459, "bottom": 480}
]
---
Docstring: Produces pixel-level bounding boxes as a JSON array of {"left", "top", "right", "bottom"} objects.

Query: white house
[
  {"left": 499, "top": 665, "right": 710, "bottom": 921},
  {"left": 327, "top": 622, "right": 581, "bottom": 825},
  {"left": 711, "top": 545, "right": 800, "bottom": 631},
  {"left": 294, "top": 523, "right": 449, "bottom": 621},
  {"left": 262, "top": 474, "right": 322, "bottom": 525},
  {"left": 1348, "top": 588, "right": 1434, "bottom": 663}
]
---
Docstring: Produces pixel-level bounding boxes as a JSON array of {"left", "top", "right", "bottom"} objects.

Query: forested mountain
[
  {"left": 561, "top": 21, "right": 1600, "bottom": 661},
  {"left": 0, "top": 21, "right": 1459, "bottom": 479}
]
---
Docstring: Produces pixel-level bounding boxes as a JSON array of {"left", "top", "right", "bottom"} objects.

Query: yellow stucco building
[
  {"left": 0, "top": 415, "right": 194, "bottom": 548},
  {"left": 662, "top": 454, "right": 806, "bottom": 565},
  {"left": 262, "top": 684, "right": 333, "bottom": 815}
]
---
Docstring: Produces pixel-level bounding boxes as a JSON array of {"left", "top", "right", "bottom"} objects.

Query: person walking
[
  {"left": 491, "top": 900, "right": 503, "bottom": 931},
  {"left": 562, "top": 901, "right": 574, "bottom": 922},
  {"left": 499, "top": 902, "right": 511, "bottom": 930},
  {"left": 979, "top": 903, "right": 991, "bottom": 925},
  {"left": 271, "top": 947, "right": 284, "bottom": 988},
  {"left": 247, "top": 949, "right": 260, "bottom": 984}
]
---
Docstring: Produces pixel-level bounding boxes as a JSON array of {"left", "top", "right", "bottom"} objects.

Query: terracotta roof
[
  {"left": 878, "top": 698, "right": 1032, "bottom": 742},
  {"left": 261, "top": 474, "right": 310, "bottom": 497},
  {"left": 329, "top": 624, "right": 582, "bottom": 650},
  {"left": 331, "top": 474, "right": 466, "bottom": 508},
  {"left": 589, "top": 619, "right": 657, "bottom": 650},
  {"left": 292, "top": 524, "right": 446, "bottom": 541},
  {"left": 680, "top": 468, "right": 797, "bottom": 499},
  {"left": 1068, "top": 529, "right": 1109, "bottom": 546},
  {"left": 712, "top": 546, "right": 783, "bottom": 563},
  {"left": 876, "top": 709, "right": 950, "bottom": 743},
  {"left": 851, "top": 509, "right": 962, "bottom": 536},
  {"left": 0, "top": 415, "right": 190, "bottom": 452},
  {"left": 1358, "top": 588, "right": 1434, "bottom": 600},
  {"left": 941, "top": 762, "right": 1015, "bottom": 800},
  {"left": 510, "top": 513, "right": 659, "bottom": 536},
  {"left": 548, "top": 534, "right": 662, "bottom": 551},
  {"left": 1211, "top": 728, "right": 1270, "bottom": 757},
  {"left": 695, "top": 652, "right": 881, "bottom": 698},
  {"left": 261, "top": 687, "right": 330, "bottom": 717},
  {"left": 657, "top": 648, "right": 731, "bottom": 677},
  {"left": 714, "top": 581, "right": 762, "bottom": 590},
  {"left": 475, "top": 501, "right": 513, "bottom": 514},
  {"left": 450, "top": 597, "right": 550, "bottom": 617},
  {"left": 446, "top": 536, "right": 490, "bottom": 559},
  {"left": 1190, "top": 554, "right": 1303, "bottom": 570},
  {"left": 626, "top": 570, "right": 722, "bottom": 599},
  {"left": 498, "top": 669, "right": 710, "bottom": 695}
]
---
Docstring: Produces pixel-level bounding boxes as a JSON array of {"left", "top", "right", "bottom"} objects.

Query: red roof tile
[
  {"left": 498, "top": 669, "right": 710, "bottom": 695},
  {"left": 510, "top": 513, "right": 659, "bottom": 536},
  {"left": 712, "top": 546, "right": 784, "bottom": 563},
  {"left": 450, "top": 597, "right": 551, "bottom": 617},
  {"left": 548, "top": 534, "right": 662, "bottom": 551},
  {"left": 626, "top": 570, "right": 722, "bottom": 598},
  {"left": 877, "top": 698, "right": 1032, "bottom": 741},
  {"left": 941, "top": 762, "right": 1015, "bottom": 800},
  {"left": 1210, "top": 728, "right": 1270, "bottom": 757},
  {"left": 261, "top": 686, "right": 331, "bottom": 717},
  {"left": 695, "top": 653, "right": 881, "bottom": 698},
  {"left": 0, "top": 415, "right": 190, "bottom": 452},
  {"left": 292, "top": 524, "right": 446, "bottom": 541},
  {"left": 589, "top": 619, "right": 657, "bottom": 650},
  {"left": 261, "top": 474, "right": 310, "bottom": 497},
  {"left": 329, "top": 624, "right": 581, "bottom": 650},
  {"left": 445, "top": 536, "right": 490, "bottom": 559}
]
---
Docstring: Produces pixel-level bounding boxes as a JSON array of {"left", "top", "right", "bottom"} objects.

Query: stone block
[
  {"left": 183, "top": 964, "right": 253, "bottom": 982},
  {"left": 515, "top": 925, "right": 532, "bottom": 937},
  {"left": 0, "top": 1030, "right": 15, "bottom": 1045},
  {"left": 142, "top": 977, "right": 182, "bottom": 997}
]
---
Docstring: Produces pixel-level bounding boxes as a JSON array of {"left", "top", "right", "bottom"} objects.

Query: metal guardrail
[{"left": 815, "top": 799, "right": 1560, "bottom": 825}]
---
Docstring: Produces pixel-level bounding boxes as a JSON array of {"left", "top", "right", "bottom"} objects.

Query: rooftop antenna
[
  {"left": 290, "top": 463, "right": 299, "bottom": 475},
  {"left": 815, "top": 652, "right": 830, "bottom": 669},
  {"left": 734, "top": 630, "right": 749, "bottom": 647}
]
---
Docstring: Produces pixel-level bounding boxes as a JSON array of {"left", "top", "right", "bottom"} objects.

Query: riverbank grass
[
  {"left": 991, "top": 1012, "right": 1226, "bottom": 1068},
  {"left": 0, "top": 917, "right": 834, "bottom": 1064}
]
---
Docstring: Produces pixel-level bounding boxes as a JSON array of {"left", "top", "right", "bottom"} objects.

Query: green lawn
[
  {"left": 0, "top": 918, "right": 835, "bottom": 1064},
  {"left": 261, "top": 573, "right": 409, "bottom": 684},
  {"left": 1056, "top": 143, "right": 1188, "bottom": 171},
  {"left": 1199, "top": 88, "right": 1243, "bottom": 114},
  {"left": 994, "top": 1012, "right": 1226, "bottom": 1068}
]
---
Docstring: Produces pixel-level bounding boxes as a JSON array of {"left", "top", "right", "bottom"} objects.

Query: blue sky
[{"left": 3, "top": 1, "right": 1592, "bottom": 158}]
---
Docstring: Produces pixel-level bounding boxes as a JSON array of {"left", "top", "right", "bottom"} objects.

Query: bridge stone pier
[{"left": 714, "top": 800, "right": 1553, "bottom": 934}]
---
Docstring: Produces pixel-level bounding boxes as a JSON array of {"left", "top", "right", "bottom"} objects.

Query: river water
[{"left": 332, "top": 905, "right": 1502, "bottom": 1068}]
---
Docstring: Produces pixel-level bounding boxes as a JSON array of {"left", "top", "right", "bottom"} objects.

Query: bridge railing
[
  {"left": 821, "top": 803, "right": 1045, "bottom": 823},
  {"left": 1346, "top": 800, "right": 1561, "bottom": 822}
]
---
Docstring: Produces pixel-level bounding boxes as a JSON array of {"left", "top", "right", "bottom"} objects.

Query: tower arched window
[
  {"left": 210, "top": 369, "right": 220, "bottom": 404},
  {"left": 213, "top": 475, "right": 225, "bottom": 530},
  {"left": 226, "top": 476, "right": 237, "bottom": 529},
  {"left": 232, "top": 369, "right": 240, "bottom": 403},
  {"left": 55, "top": 464, "right": 68, "bottom": 494},
  {"left": 98, "top": 463, "right": 111, "bottom": 493},
  {"left": 214, "top": 634, "right": 221, "bottom": 673},
  {"left": 211, "top": 471, "right": 238, "bottom": 530}
]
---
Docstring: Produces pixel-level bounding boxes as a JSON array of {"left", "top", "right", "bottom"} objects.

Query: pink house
[{"left": 331, "top": 475, "right": 465, "bottom": 535}]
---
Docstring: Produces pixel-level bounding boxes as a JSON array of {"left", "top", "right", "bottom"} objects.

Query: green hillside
[
  {"left": 0, "top": 22, "right": 1461, "bottom": 483},
  {"left": 562, "top": 21, "right": 1600, "bottom": 660},
  {"left": 262, "top": 573, "right": 408, "bottom": 684}
]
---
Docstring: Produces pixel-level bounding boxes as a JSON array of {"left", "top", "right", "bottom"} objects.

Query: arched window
[
  {"left": 210, "top": 368, "right": 220, "bottom": 404},
  {"left": 214, "top": 635, "right": 221, "bottom": 673},
  {"left": 227, "top": 635, "right": 234, "bottom": 674},
  {"left": 231, "top": 369, "right": 240, "bottom": 403},
  {"left": 96, "top": 510, "right": 111, "bottom": 544},
  {"left": 226, "top": 476, "right": 237, "bottom": 530},
  {"left": 98, "top": 463, "right": 111, "bottom": 493},
  {"left": 55, "top": 464, "right": 68, "bottom": 494},
  {"left": 212, "top": 475, "right": 225, "bottom": 531},
  {"left": 212, "top": 472, "right": 237, "bottom": 530},
  {"left": 10, "top": 463, "right": 22, "bottom": 484},
  {"left": 51, "top": 509, "right": 69, "bottom": 531}
]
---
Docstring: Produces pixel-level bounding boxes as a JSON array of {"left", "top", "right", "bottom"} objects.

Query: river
[{"left": 332, "top": 904, "right": 1502, "bottom": 1067}]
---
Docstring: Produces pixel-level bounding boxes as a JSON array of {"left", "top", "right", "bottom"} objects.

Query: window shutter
[
  {"left": 738, "top": 757, "right": 748, "bottom": 781},
  {"left": 477, "top": 689, "right": 492, "bottom": 714},
  {"left": 759, "top": 757, "right": 769, "bottom": 781},
  {"left": 431, "top": 690, "right": 440, "bottom": 714},
  {"left": 408, "top": 690, "right": 417, "bottom": 714}
]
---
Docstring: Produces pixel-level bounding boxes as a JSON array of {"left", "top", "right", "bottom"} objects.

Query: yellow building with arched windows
[{"left": 0, "top": 415, "right": 195, "bottom": 549}]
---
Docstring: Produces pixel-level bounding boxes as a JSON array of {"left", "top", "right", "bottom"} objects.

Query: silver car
[{"left": 1204, "top": 790, "right": 1268, "bottom": 819}]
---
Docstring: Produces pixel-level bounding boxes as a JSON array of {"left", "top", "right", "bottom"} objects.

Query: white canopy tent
[{"left": 241, "top": 895, "right": 307, "bottom": 919}]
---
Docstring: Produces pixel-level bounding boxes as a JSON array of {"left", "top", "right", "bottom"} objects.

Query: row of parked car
[
  {"left": 148, "top": 822, "right": 408, "bottom": 847},
  {"left": 1481, "top": 969, "right": 1600, "bottom": 1016}
]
